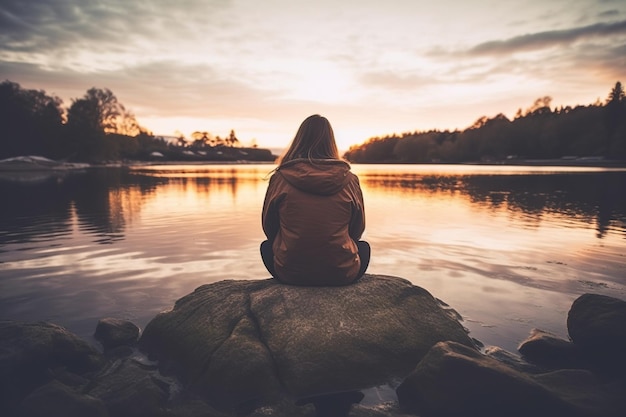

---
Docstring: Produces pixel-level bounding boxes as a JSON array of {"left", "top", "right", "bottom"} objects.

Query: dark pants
[{"left": 260, "top": 240, "right": 371, "bottom": 283}]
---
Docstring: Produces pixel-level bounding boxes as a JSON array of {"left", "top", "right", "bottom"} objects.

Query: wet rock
[
  {"left": 18, "top": 380, "right": 108, "bottom": 417},
  {"left": 533, "top": 369, "right": 624, "bottom": 417},
  {"left": 138, "top": 274, "right": 474, "bottom": 412},
  {"left": 518, "top": 328, "right": 584, "bottom": 370},
  {"left": 567, "top": 293, "right": 626, "bottom": 372},
  {"left": 165, "top": 395, "right": 233, "bottom": 417},
  {"left": 85, "top": 358, "right": 170, "bottom": 417},
  {"left": 296, "top": 391, "right": 365, "bottom": 417},
  {"left": 94, "top": 318, "right": 140, "bottom": 352},
  {"left": 396, "top": 341, "right": 616, "bottom": 417},
  {"left": 484, "top": 345, "right": 541, "bottom": 373},
  {"left": 0, "top": 320, "right": 104, "bottom": 415}
]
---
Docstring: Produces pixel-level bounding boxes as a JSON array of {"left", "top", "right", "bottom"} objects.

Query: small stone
[
  {"left": 94, "top": 318, "right": 140, "bottom": 351},
  {"left": 518, "top": 328, "right": 583, "bottom": 370}
]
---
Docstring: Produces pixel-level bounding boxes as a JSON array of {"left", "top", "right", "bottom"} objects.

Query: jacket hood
[{"left": 277, "top": 158, "right": 352, "bottom": 195}]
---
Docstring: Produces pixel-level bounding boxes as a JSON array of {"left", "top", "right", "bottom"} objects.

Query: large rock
[
  {"left": 138, "top": 274, "right": 474, "bottom": 412},
  {"left": 567, "top": 293, "right": 626, "bottom": 372},
  {"left": 0, "top": 321, "right": 104, "bottom": 416},
  {"left": 397, "top": 341, "right": 621, "bottom": 417}
]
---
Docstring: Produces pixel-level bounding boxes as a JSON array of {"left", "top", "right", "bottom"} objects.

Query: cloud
[
  {"left": 416, "top": 17, "right": 626, "bottom": 93},
  {"left": 358, "top": 71, "right": 433, "bottom": 91},
  {"left": 468, "top": 19, "right": 626, "bottom": 55},
  {"left": 0, "top": 58, "right": 277, "bottom": 116},
  {"left": 0, "top": 58, "right": 371, "bottom": 131},
  {"left": 1, "top": 0, "right": 135, "bottom": 51},
  {"left": 597, "top": 9, "right": 620, "bottom": 18},
  {"left": 0, "top": 0, "right": 232, "bottom": 56}
]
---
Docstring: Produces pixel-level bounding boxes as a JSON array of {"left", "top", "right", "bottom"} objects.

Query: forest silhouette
[
  {"left": 344, "top": 82, "right": 625, "bottom": 164},
  {"left": 0, "top": 80, "right": 274, "bottom": 163},
  {"left": 1, "top": 80, "right": 624, "bottom": 164}
]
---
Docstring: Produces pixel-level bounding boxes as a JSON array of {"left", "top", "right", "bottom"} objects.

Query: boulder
[
  {"left": 396, "top": 341, "right": 621, "bottom": 417},
  {"left": 138, "top": 274, "right": 474, "bottom": 412},
  {"left": 94, "top": 318, "right": 140, "bottom": 352},
  {"left": 85, "top": 358, "right": 170, "bottom": 417},
  {"left": 518, "top": 328, "right": 584, "bottom": 370},
  {"left": 0, "top": 320, "right": 104, "bottom": 415},
  {"left": 567, "top": 293, "right": 626, "bottom": 372},
  {"left": 18, "top": 380, "right": 108, "bottom": 417}
]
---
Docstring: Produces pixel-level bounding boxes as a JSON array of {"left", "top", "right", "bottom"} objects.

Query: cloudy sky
[{"left": 1, "top": 0, "right": 625, "bottom": 151}]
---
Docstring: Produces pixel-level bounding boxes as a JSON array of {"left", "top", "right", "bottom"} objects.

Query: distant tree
[
  {"left": 227, "top": 129, "right": 239, "bottom": 147},
  {"left": 174, "top": 131, "right": 187, "bottom": 147},
  {"left": 213, "top": 135, "right": 224, "bottom": 147},
  {"left": 606, "top": 81, "right": 624, "bottom": 104},
  {"left": 605, "top": 81, "right": 626, "bottom": 157},
  {"left": 66, "top": 87, "right": 145, "bottom": 161},
  {"left": 0, "top": 81, "right": 65, "bottom": 159},
  {"left": 392, "top": 133, "right": 436, "bottom": 162},
  {"left": 69, "top": 88, "right": 141, "bottom": 134},
  {"left": 191, "top": 131, "right": 211, "bottom": 148},
  {"left": 470, "top": 116, "right": 490, "bottom": 129},
  {"left": 525, "top": 96, "right": 553, "bottom": 116}
]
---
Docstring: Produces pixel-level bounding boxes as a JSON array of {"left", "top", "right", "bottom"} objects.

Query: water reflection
[
  {"left": 1, "top": 164, "right": 625, "bottom": 352},
  {"left": 1, "top": 166, "right": 625, "bottom": 248},
  {"left": 357, "top": 170, "right": 626, "bottom": 239},
  {"left": 0, "top": 169, "right": 163, "bottom": 245}
]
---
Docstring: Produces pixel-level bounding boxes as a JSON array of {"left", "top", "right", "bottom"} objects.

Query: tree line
[
  {"left": 0, "top": 80, "right": 274, "bottom": 163},
  {"left": 344, "top": 82, "right": 626, "bottom": 164}
]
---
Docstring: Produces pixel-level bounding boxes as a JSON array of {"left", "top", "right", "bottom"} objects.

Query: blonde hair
[{"left": 277, "top": 114, "right": 340, "bottom": 166}]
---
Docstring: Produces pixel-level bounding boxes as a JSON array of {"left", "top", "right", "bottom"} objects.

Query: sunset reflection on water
[{"left": 1, "top": 164, "right": 625, "bottom": 353}]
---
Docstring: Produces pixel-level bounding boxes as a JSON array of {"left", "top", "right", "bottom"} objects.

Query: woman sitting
[{"left": 261, "top": 114, "right": 370, "bottom": 286}]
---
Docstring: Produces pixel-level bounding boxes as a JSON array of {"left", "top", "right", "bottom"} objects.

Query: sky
[{"left": 1, "top": 0, "right": 625, "bottom": 151}]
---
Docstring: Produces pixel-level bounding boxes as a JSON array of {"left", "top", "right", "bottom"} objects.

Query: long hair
[{"left": 277, "top": 114, "right": 340, "bottom": 166}]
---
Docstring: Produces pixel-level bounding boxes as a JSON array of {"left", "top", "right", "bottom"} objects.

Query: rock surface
[
  {"left": 18, "top": 380, "right": 108, "bottom": 417},
  {"left": 567, "top": 293, "right": 626, "bottom": 372},
  {"left": 85, "top": 358, "right": 170, "bottom": 417},
  {"left": 518, "top": 328, "right": 584, "bottom": 370},
  {"left": 138, "top": 274, "right": 475, "bottom": 412},
  {"left": 0, "top": 320, "right": 104, "bottom": 416},
  {"left": 4, "top": 283, "right": 625, "bottom": 417},
  {"left": 397, "top": 341, "right": 621, "bottom": 417},
  {"left": 94, "top": 318, "right": 140, "bottom": 352}
]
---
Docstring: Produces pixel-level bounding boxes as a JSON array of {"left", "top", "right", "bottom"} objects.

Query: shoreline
[
  {"left": 346, "top": 159, "right": 626, "bottom": 168},
  {"left": 461, "top": 158, "right": 626, "bottom": 168},
  {"left": 2, "top": 154, "right": 626, "bottom": 171}
]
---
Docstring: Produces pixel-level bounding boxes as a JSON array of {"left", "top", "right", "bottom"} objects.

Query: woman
[{"left": 261, "top": 114, "right": 370, "bottom": 286}]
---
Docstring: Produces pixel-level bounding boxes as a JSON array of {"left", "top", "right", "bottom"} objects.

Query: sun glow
[{"left": 278, "top": 61, "right": 356, "bottom": 104}]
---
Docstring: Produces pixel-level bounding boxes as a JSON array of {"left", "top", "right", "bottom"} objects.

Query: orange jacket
[{"left": 262, "top": 158, "right": 365, "bottom": 285}]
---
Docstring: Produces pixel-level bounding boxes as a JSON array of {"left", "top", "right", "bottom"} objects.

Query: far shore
[
  {"left": 461, "top": 157, "right": 626, "bottom": 168},
  {"left": 109, "top": 157, "right": 626, "bottom": 168},
  {"left": 2, "top": 155, "right": 626, "bottom": 172}
]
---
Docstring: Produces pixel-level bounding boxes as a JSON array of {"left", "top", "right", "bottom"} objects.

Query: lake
[{"left": 1, "top": 163, "right": 625, "bottom": 354}]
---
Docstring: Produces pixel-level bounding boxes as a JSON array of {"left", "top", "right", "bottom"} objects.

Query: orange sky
[{"left": 1, "top": 0, "right": 625, "bottom": 151}]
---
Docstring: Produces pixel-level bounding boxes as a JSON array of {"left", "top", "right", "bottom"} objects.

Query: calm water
[{"left": 1, "top": 163, "right": 625, "bottom": 354}]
